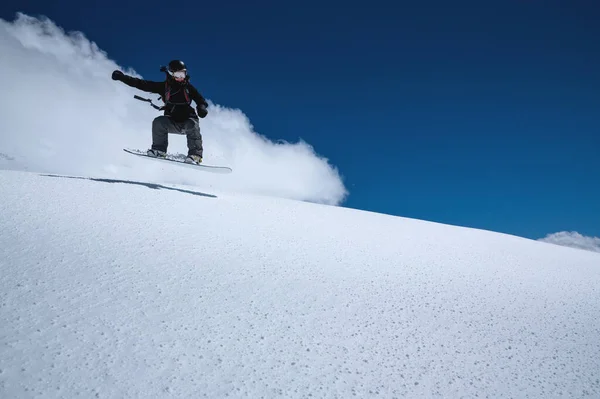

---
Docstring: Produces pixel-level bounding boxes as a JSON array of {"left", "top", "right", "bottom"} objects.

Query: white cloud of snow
[
  {"left": 538, "top": 231, "right": 600, "bottom": 253},
  {"left": 0, "top": 12, "right": 348, "bottom": 205}
]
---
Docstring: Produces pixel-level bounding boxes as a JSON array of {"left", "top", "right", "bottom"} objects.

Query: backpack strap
[{"left": 163, "top": 81, "right": 190, "bottom": 104}]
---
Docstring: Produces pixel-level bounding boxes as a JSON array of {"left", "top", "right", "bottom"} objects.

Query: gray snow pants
[{"left": 151, "top": 115, "right": 203, "bottom": 157}]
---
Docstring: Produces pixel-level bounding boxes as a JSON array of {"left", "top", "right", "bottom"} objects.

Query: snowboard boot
[
  {"left": 185, "top": 154, "right": 202, "bottom": 164},
  {"left": 147, "top": 149, "right": 166, "bottom": 158}
]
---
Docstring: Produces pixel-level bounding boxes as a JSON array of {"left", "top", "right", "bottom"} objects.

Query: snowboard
[{"left": 123, "top": 148, "right": 232, "bottom": 174}]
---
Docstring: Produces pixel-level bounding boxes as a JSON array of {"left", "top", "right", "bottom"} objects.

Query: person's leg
[
  {"left": 183, "top": 118, "right": 203, "bottom": 159},
  {"left": 151, "top": 116, "right": 178, "bottom": 154}
]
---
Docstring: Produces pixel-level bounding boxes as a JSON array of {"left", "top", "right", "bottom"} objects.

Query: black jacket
[{"left": 116, "top": 72, "right": 208, "bottom": 123}]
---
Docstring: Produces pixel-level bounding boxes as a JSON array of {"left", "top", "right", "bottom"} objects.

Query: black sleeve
[
  {"left": 120, "top": 74, "right": 164, "bottom": 94},
  {"left": 189, "top": 84, "right": 208, "bottom": 107}
]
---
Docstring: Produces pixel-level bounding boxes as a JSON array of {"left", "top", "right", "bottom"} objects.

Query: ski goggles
[{"left": 168, "top": 69, "right": 187, "bottom": 80}]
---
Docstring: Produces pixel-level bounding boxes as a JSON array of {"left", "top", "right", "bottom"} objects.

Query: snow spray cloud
[
  {"left": 538, "top": 231, "right": 600, "bottom": 254},
  {"left": 0, "top": 13, "right": 348, "bottom": 205}
]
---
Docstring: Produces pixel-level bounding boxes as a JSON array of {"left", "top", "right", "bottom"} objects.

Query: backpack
[{"left": 161, "top": 80, "right": 191, "bottom": 109}]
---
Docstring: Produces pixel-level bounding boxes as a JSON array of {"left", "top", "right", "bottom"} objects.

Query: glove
[
  {"left": 111, "top": 70, "right": 125, "bottom": 81},
  {"left": 196, "top": 104, "right": 208, "bottom": 118}
]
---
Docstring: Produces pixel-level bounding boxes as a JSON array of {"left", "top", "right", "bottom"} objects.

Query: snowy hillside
[
  {"left": 1, "top": 168, "right": 599, "bottom": 398},
  {"left": 1, "top": 11, "right": 599, "bottom": 399}
]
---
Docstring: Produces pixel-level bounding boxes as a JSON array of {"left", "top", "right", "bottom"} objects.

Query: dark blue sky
[{"left": 3, "top": 0, "right": 599, "bottom": 239}]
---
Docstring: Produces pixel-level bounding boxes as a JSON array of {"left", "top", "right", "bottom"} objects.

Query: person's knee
[
  {"left": 153, "top": 116, "right": 170, "bottom": 130},
  {"left": 186, "top": 122, "right": 201, "bottom": 139},
  {"left": 188, "top": 130, "right": 202, "bottom": 140},
  {"left": 185, "top": 118, "right": 199, "bottom": 129}
]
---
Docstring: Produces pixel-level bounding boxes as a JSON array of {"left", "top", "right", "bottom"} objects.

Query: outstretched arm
[
  {"left": 111, "top": 70, "right": 163, "bottom": 94},
  {"left": 189, "top": 84, "right": 209, "bottom": 118}
]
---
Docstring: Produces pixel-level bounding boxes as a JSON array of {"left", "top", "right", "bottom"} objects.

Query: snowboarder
[{"left": 111, "top": 60, "right": 208, "bottom": 164}]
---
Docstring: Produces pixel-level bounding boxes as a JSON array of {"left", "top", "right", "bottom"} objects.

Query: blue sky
[{"left": 2, "top": 0, "right": 599, "bottom": 239}]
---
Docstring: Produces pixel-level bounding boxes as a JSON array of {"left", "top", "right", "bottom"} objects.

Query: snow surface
[
  {"left": 1, "top": 11, "right": 598, "bottom": 398},
  {"left": 1, "top": 168, "right": 600, "bottom": 398}
]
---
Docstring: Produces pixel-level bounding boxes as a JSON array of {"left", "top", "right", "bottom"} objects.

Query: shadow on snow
[{"left": 40, "top": 174, "right": 217, "bottom": 199}]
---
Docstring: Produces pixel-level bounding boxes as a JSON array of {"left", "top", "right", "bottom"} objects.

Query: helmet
[
  {"left": 166, "top": 60, "right": 187, "bottom": 81},
  {"left": 168, "top": 60, "right": 186, "bottom": 72}
]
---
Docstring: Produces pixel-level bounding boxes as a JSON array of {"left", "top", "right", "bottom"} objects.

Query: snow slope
[{"left": 1, "top": 168, "right": 599, "bottom": 398}]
